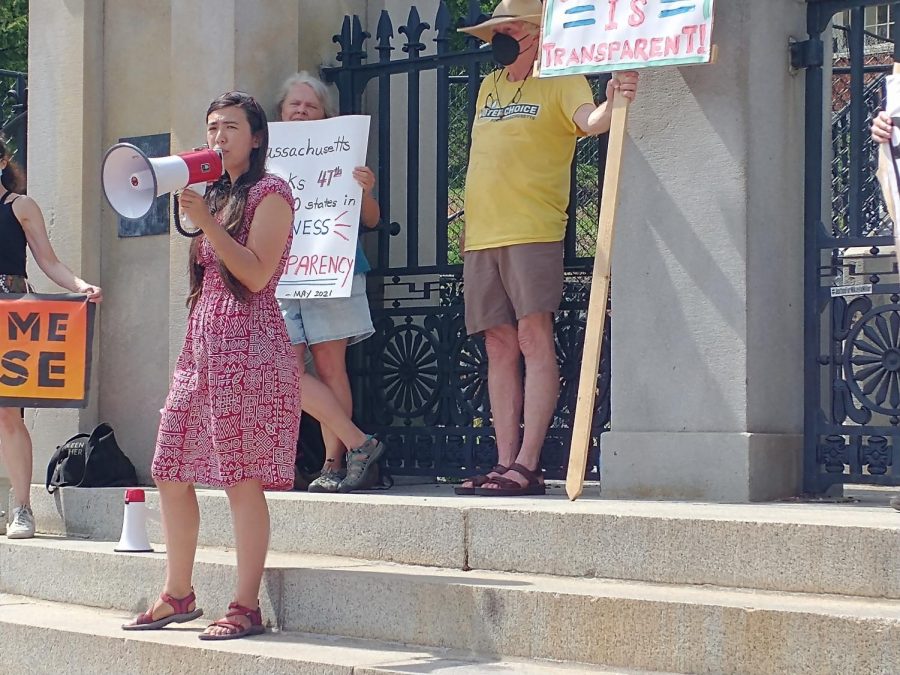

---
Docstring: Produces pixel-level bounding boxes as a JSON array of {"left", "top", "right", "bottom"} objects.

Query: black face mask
[{"left": 491, "top": 32, "right": 530, "bottom": 67}]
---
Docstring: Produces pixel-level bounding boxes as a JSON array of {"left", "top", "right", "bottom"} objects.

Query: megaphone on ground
[
  {"left": 102, "top": 143, "right": 223, "bottom": 234},
  {"left": 114, "top": 488, "right": 154, "bottom": 554}
]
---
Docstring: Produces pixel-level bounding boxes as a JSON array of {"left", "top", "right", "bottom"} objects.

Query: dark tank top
[{"left": 0, "top": 190, "right": 27, "bottom": 276}]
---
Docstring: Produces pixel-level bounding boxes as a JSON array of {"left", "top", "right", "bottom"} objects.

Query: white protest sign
[
  {"left": 539, "top": 0, "right": 716, "bottom": 77},
  {"left": 268, "top": 116, "right": 371, "bottom": 299},
  {"left": 877, "top": 75, "right": 900, "bottom": 241}
]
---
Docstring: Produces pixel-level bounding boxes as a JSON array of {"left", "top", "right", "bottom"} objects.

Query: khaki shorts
[{"left": 463, "top": 241, "right": 564, "bottom": 335}]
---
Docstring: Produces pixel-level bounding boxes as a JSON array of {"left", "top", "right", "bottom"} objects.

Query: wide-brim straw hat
[{"left": 458, "top": 0, "right": 543, "bottom": 43}]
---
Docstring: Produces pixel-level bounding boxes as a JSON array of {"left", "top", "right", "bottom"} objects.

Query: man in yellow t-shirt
[{"left": 455, "top": 0, "right": 639, "bottom": 496}]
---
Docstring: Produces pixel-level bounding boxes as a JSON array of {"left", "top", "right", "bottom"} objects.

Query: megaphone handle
[{"left": 172, "top": 192, "right": 204, "bottom": 238}]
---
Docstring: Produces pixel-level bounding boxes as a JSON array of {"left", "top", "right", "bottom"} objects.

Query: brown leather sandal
[
  {"left": 198, "top": 601, "right": 265, "bottom": 641},
  {"left": 471, "top": 463, "right": 546, "bottom": 496},
  {"left": 454, "top": 464, "right": 510, "bottom": 495}
]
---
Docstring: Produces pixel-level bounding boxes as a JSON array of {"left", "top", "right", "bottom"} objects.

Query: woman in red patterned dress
[{"left": 123, "top": 92, "right": 300, "bottom": 640}]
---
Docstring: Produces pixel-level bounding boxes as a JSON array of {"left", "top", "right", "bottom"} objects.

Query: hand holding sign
[
  {"left": 74, "top": 282, "right": 103, "bottom": 303},
  {"left": 353, "top": 166, "right": 376, "bottom": 194},
  {"left": 606, "top": 71, "right": 640, "bottom": 104}
]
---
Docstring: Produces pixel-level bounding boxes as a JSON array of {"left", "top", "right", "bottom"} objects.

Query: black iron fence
[
  {"left": 0, "top": 69, "right": 27, "bottom": 170},
  {"left": 802, "top": 1, "right": 900, "bottom": 492},
  {"left": 323, "top": 2, "right": 610, "bottom": 480}
]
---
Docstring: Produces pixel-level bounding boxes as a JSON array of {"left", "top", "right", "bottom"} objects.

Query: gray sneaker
[
  {"left": 7, "top": 504, "right": 35, "bottom": 539},
  {"left": 339, "top": 437, "right": 386, "bottom": 493},
  {"left": 308, "top": 469, "right": 346, "bottom": 493}
]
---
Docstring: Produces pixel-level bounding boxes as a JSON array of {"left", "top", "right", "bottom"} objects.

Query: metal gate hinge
[{"left": 789, "top": 37, "right": 824, "bottom": 70}]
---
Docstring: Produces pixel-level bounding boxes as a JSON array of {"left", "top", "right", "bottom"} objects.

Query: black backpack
[{"left": 46, "top": 422, "right": 138, "bottom": 493}]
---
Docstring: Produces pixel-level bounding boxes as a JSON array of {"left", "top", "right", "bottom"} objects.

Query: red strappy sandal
[
  {"left": 122, "top": 590, "right": 203, "bottom": 630},
  {"left": 198, "top": 601, "right": 266, "bottom": 641}
]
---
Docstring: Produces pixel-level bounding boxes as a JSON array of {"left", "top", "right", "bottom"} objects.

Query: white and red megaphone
[
  {"left": 114, "top": 489, "right": 154, "bottom": 554},
  {"left": 102, "top": 143, "right": 223, "bottom": 224}
]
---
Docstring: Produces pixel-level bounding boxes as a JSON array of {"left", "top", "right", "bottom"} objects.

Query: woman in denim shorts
[
  {"left": 275, "top": 72, "right": 384, "bottom": 493},
  {"left": 0, "top": 138, "right": 102, "bottom": 539}
]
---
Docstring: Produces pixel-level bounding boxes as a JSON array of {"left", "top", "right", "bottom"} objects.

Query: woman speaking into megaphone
[{"left": 122, "top": 91, "right": 300, "bottom": 641}]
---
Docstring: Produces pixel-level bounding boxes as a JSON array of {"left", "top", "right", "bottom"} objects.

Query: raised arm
[{"left": 573, "top": 71, "right": 640, "bottom": 136}]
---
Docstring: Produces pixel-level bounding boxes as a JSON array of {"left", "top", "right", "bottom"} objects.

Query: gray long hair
[{"left": 274, "top": 71, "right": 339, "bottom": 120}]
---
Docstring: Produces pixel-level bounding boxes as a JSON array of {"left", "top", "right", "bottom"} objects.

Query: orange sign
[{"left": 0, "top": 294, "right": 96, "bottom": 407}]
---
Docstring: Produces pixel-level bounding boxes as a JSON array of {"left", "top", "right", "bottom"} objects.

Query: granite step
[
  {"left": 0, "top": 593, "right": 658, "bottom": 675},
  {"left": 2, "top": 537, "right": 898, "bottom": 674},
  {"left": 25, "top": 484, "right": 900, "bottom": 599}
]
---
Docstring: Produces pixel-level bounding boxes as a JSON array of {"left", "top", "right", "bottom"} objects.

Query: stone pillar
[
  {"left": 25, "top": 0, "right": 105, "bottom": 482},
  {"left": 98, "top": 1, "right": 172, "bottom": 482},
  {"left": 601, "top": 1, "right": 805, "bottom": 501},
  {"left": 299, "top": 1, "right": 366, "bottom": 72},
  {"left": 168, "top": 0, "right": 301, "bottom": 374}
]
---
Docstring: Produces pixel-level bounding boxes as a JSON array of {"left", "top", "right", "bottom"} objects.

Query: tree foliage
[
  {"left": 0, "top": 0, "right": 27, "bottom": 73},
  {"left": 446, "top": 0, "right": 496, "bottom": 51}
]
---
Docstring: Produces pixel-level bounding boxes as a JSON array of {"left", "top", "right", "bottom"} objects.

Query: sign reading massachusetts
[
  {"left": 0, "top": 294, "right": 96, "bottom": 408},
  {"left": 268, "top": 116, "right": 371, "bottom": 299}
]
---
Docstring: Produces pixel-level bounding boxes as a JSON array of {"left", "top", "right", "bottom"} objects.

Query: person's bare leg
[
  {"left": 143, "top": 481, "right": 200, "bottom": 620},
  {"left": 460, "top": 324, "right": 522, "bottom": 488},
  {"left": 295, "top": 342, "right": 368, "bottom": 469},
  {"left": 485, "top": 312, "right": 557, "bottom": 489},
  {"left": 310, "top": 339, "right": 361, "bottom": 459},
  {"left": 300, "top": 376, "right": 368, "bottom": 459},
  {"left": 203, "top": 480, "right": 269, "bottom": 636},
  {"left": 0, "top": 408, "right": 32, "bottom": 508}
]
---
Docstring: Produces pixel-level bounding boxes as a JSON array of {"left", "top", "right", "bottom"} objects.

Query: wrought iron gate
[
  {"left": 801, "top": 1, "right": 900, "bottom": 491},
  {"left": 323, "top": 2, "right": 610, "bottom": 480}
]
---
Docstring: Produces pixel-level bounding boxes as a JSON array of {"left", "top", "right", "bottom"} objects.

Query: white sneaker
[{"left": 7, "top": 504, "right": 35, "bottom": 539}]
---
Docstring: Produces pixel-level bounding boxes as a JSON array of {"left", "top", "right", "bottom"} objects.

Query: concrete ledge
[
  {"left": 465, "top": 504, "right": 900, "bottom": 600},
  {"left": 24, "top": 485, "right": 900, "bottom": 600},
  {"left": 26, "top": 486, "right": 467, "bottom": 568},
  {"left": 2, "top": 539, "right": 899, "bottom": 674},
  {"left": 601, "top": 432, "right": 803, "bottom": 501},
  {"left": 0, "top": 593, "right": 632, "bottom": 675}
]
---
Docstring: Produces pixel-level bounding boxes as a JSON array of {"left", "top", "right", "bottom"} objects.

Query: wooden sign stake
[{"left": 565, "top": 94, "right": 630, "bottom": 501}]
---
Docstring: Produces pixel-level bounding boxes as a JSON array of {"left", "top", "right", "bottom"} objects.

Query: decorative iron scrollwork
[
  {"left": 843, "top": 303, "right": 900, "bottom": 417},
  {"left": 818, "top": 435, "right": 848, "bottom": 474}
]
